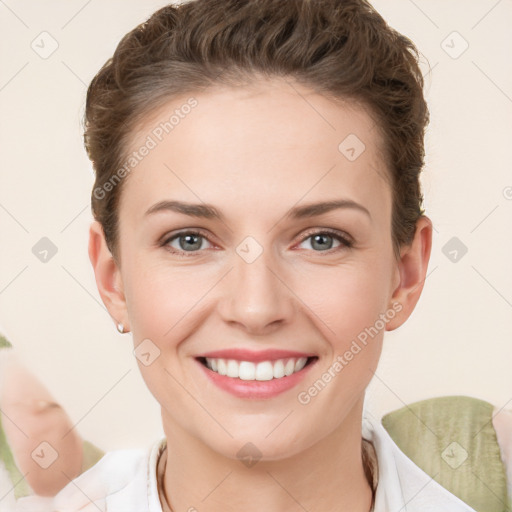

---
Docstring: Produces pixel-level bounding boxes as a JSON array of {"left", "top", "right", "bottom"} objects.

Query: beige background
[{"left": 0, "top": 0, "right": 511, "bottom": 452}]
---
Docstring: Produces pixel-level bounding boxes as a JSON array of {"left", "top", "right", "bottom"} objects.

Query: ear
[
  {"left": 88, "top": 221, "right": 130, "bottom": 331},
  {"left": 386, "top": 215, "right": 433, "bottom": 331}
]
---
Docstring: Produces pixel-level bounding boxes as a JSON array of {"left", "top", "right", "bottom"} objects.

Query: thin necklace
[
  {"left": 157, "top": 441, "right": 377, "bottom": 512},
  {"left": 157, "top": 445, "right": 173, "bottom": 512}
]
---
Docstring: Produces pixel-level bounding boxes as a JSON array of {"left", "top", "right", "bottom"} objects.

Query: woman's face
[{"left": 95, "top": 78, "right": 421, "bottom": 460}]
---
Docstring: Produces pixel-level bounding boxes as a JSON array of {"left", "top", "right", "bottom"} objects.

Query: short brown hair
[{"left": 84, "top": 0, "right": 429, "bottom": 262}]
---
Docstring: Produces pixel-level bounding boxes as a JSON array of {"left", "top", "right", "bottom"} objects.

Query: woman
[{"left": 15, "top": 0, "right": 481, "bottom": 510}]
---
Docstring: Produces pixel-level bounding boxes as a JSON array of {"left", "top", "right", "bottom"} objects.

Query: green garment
[{"left": 382, "top": 395, "right": 511, "bottom": 512}]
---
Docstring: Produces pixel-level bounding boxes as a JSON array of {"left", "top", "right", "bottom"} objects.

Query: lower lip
[{"left": 195, "top": 358, "right": 317, "bottom": 399}]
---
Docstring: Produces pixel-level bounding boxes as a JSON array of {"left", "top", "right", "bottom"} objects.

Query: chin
[{"left": 203, "top": 426, "right": 316, "bottom": 464}]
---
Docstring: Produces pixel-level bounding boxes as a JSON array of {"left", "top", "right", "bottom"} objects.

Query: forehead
[{"left": 121, "top": 78, "right": 391, "bottom": 222}]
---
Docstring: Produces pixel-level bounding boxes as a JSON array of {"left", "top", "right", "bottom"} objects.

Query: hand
[{"left": 0, "top": 351, "right": 83, "bottom": 497}]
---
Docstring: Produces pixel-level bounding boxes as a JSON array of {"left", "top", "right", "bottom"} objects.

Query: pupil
[
  {"left": 313, "top": 234, "right": 332, "bottom": 251},
  {"left": 181, "top": 234, "right": 201, "bottom": 251}
]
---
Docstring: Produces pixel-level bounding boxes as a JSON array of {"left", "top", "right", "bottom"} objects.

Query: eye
[
  {"left": 160, "top": 228, "right": 353, "bottom": 255},
  {"left": 297, "top": 229, "right": 353, "bottom": 252},
  {"left": 162, "top": 230, "right": 214, "bottom": 254}
]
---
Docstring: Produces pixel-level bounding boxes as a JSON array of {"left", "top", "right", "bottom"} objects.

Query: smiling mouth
[{"left": 196, "top": 356, "right": 318, "bottom": 381}]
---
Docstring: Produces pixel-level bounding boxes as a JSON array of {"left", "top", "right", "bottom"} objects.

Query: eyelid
[
  {"left": 297, "top": 227, "right": 353, "bottom": 244},
  {"left": 160, "top": 228, "right": 211, "bottom": 244}
]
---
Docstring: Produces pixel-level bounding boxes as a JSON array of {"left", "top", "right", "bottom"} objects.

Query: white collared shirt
[{"left": 15, "top": 413, "right": 478, "bottom": 512}]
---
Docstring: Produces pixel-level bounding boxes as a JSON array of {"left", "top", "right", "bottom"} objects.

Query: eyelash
[{"left": 160, "top": 228, "right": 354, "bottom": 256}]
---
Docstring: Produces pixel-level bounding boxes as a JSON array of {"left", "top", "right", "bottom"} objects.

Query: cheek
[
  {"left": 122, "top": 264, "right": 207, "bottom": 404},
  {"left": 123, "top": 261, "right": 216, "bottom": 344},
  {"left": 296, "top": 261, "right": 391, "bottom": 350}
]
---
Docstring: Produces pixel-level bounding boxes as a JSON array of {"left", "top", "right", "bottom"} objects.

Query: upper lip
[{"left": 196, "top": 349, "right": 316, "bottom": 363}]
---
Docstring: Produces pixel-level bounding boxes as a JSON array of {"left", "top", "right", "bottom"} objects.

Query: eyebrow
[{"left": 144, "top": 199, "right": 371, "bottom": 221}]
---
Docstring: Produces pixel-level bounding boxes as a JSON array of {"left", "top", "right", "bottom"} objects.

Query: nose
[{"left": 217, "top": 242, "right": 296, "bottom": 335}]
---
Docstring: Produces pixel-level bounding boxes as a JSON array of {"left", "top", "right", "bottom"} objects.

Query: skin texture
[{"left": 89, "top": 77, "right": 432, "bottom": 512}]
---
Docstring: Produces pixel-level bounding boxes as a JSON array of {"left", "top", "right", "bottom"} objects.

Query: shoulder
[
  {"left": 363, "top": 411, "right": 479, "bottom": 511},
  {"left": 367, "top": 395, "right": 512, "bottom": 512}
]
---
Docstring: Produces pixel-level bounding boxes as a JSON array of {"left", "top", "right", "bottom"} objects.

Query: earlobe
[
  {"left": 88, "top": 221, "right": 130, "bottom": 332},
  {"left": 385, "top": 216, "right": 433, "bottom": 332}
]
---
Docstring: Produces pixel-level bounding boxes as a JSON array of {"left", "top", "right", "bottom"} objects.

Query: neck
[{"left": 160, "top": 397, "right": 374, "bottom": 512}]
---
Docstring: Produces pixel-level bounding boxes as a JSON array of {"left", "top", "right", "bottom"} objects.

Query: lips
[{"left": 194, "top": 348, "right": 318, "bottom": 398}]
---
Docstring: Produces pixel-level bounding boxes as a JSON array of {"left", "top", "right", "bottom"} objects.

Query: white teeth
[
  {"left": 295, "top": 357, "right": 308, "bottom": 372},
  {"left": 284, "top": 359, "right": 295, "bottom": 376},
  {"left": 239, "top": 361, "right": 256, "bottom": 381},
  {"left": 217, "top": 359, "right": 227, "bottom": 376},
  {"left": 273, "top": 359, "right": 285, "bottom": 379},
  {"left": 226, "top": 360, "right": 239, "bottom": 378},
  {"left": 204, "top": 357, "right": 310, "bottom": 381},
  {"left": 255, "top": 361, "right": 274, "bottom": 381}
]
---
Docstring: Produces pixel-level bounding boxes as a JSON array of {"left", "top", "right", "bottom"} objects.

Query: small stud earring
[{"left": 116, "top": 322, "right": 125, "bottom": 334}]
